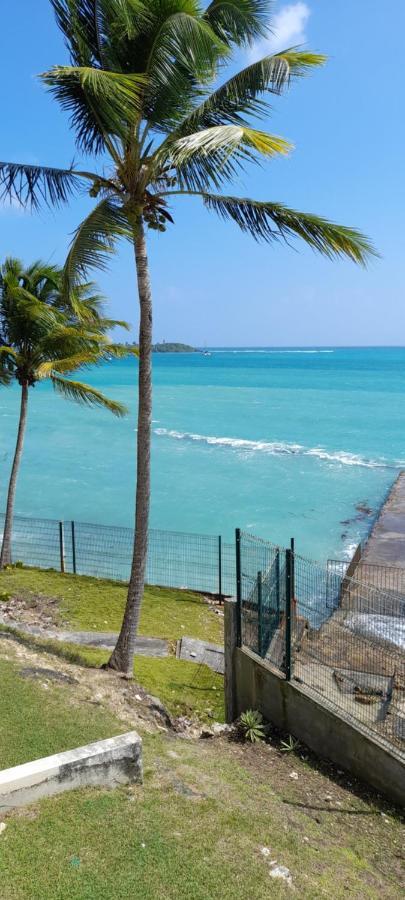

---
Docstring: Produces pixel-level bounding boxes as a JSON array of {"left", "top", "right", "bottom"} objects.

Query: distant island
[
  {"left": 153, "top": 342, "right": 196, "bottom": 353},
  {"left": 116, "top": 341, "right": 197, "bottom": 353}
]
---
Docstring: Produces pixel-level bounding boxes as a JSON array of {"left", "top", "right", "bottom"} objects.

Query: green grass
[
  {"left": 0, "top": 566, "right": 223, "bottom": 643},
  {"left": 0, "top": 654, "right": 402, "bottom": 899},
  {"left": 1, "top": 729, "right": 403, "bottom": 898},
  {"left": 0, "top": 656, "right": 122, "bottom": 770}
]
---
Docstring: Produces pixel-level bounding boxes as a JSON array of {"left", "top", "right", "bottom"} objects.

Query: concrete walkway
[
  {"left": 0, "top": 617, "right": 168, "bottom": 658},
  {"left": 177, "top": 636, "right": 224, "bottom": 674},
  {"left": 362, "top": 471, "right": 405, "bottom": 570}
]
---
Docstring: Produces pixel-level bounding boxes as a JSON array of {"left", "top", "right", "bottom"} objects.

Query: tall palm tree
[
  {"left": 0, "top": 1, "right": 376, "bottom": 672},
  {"left": 0, "top": 257, "right": 129, "bottom": 567}
]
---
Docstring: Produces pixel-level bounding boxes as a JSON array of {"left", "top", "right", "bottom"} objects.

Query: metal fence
[
  {"left": 0, "top": 513, "right": 235, "bottom": 597},
  {"left": 237, "top": 530, "right": 405, "bottom": 755}
]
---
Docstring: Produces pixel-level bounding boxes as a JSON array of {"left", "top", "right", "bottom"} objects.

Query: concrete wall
[
  {"left": 0, "top": 731, "right": 142, "bottom": 810},
  {"left": 234, "top": 647, "right": 405, "bottom": 808}
]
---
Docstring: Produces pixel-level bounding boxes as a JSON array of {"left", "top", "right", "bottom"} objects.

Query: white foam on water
[
  {"left": 155, "top": 428, "right": 400, "bottom": 470},
  {"left": 210, "top": 349, "right": 334, "bottom": 354}
]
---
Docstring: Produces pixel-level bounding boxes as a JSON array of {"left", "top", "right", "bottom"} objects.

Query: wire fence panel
[
  {"left": 0, "top": 513, "right": 62, "bottom": 571},
  {"left": 239, "top": 531, "right": 286, "bottom": 666},
  {"left": 1, "top": 513, "right": 236, "bottom": 597},
  {"left": 293, "top": 553, "right": 405, "bottom": 754}
]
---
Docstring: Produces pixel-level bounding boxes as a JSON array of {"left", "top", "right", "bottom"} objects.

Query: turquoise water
[{"left": 1, "top": 347, "right": 404, "bottom": 562}]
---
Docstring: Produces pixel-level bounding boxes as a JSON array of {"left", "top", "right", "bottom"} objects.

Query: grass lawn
[
  {"left": 0, "top": 651, "right": 403, "bottom": 900},
  {"left": 0, "top": 655, "right": 123, "bottom": 770},
  {"left": 0, "top": 566, "right": 223, "bottom": 643}
]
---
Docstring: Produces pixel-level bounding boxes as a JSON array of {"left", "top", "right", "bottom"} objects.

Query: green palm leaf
[
  {"left": 204, "top": 0, "right": 268, "bottom": 46},
  {"left": 41, "top": 66, "right": 147, "bottom": 147},
  {"left": 63, "top": 199, "right": 132, "bottom": 295},
  {"left": 50, "top": 373, "right": 128, "bottom": 416},
  {"left": 200, "top": 193, "right": 378, "bottom": 264},
  {"left": 0, "top": 162, "right": 80, "bottom": 209},
  {"left": 171, "top": 49, "right": 327, "bottom": 137}
]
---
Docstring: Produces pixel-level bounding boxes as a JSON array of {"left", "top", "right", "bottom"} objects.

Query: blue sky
[{"left": 1, "top": 0, "right": 404, "bottom": 346}]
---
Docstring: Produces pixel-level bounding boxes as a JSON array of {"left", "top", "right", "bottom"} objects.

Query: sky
[{"left": 0, "top": 0, "right": 404, "bottom": 347}]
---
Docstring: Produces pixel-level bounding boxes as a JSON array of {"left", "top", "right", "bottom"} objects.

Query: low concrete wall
[
  {"left": 234, "top": 647, "right": 405, "bottom": 807},
  {"left": 0, "top": 731, "right": 142, "bottom": 810}
]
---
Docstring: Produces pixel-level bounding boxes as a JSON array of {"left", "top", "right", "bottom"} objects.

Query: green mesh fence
[{"left": 0, "top": 513, "right": 236, "bottom": 597}]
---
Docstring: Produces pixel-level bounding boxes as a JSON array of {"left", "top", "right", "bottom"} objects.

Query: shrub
[{"left": 238, "top": 709, "right": 266, "bottom": 743}]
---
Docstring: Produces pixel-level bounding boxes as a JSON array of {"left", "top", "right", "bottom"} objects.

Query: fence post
[
  {"left": 257, "top": 570, "right": 263, "bottom": 656},
  {"left": 235, "top": 528, "right": 242, "bottom": 647},
  {"left": 71, "top": 521, "right": 77, "bottom": 575},
  {"left": 285, "top": 547, "right": 292, "bottom": 680},
  {"left": 218, "top": 535, "right": 223, "bottom": 603},
  {"left": 275, "top": 549, "right": 280, "bottom": 624},
  {"left": 290, "top": 537, "right": 295, "bottom": 601},
  {"left": 59, "top": 521, "right": 66, "bottom": 574}
]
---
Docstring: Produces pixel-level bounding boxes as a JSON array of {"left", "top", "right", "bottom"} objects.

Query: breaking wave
[
  {"left": 155, "top": 428, "right": 401, "bottom": 470},
  {"left": 211, "top": 349, "right": 334, "bottom": 354}
]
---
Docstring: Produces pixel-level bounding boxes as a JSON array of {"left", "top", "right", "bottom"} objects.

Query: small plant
[
  {"left": 238, "top": 710, "right": 266, "bottom": 743},
  {"left": 280, "top": 735, "right": 301, "bottom": 753},
  {"left": 0, "top": 590, "right": 10, "bottom": 602}
]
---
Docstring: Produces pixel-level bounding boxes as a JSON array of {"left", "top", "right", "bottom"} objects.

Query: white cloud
[{"left": 248, "top": 2, "right": 310, "bottom": 63}]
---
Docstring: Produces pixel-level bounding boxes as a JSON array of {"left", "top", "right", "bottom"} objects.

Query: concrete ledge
[
  {"left": 0, "top": 731, "right": 142, "bottom": 810},
  {"left": 234, "top": 647, "right": 405, "bottom": 808}
]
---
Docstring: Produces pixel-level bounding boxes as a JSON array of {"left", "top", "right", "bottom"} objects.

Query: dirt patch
[
  {"left": 0, "top": 635, "right": 174, "bottom": 734},
  {"left": 0, "top": 592, "right": 62, "bottom": 629}
]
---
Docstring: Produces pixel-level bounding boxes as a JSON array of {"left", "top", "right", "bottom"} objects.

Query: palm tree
[
  {"left": 0, "top": 1, "right": 376, "bottom": 672},
  {"left": 0, "top": 257, "right": 129, "bottom": 568}
]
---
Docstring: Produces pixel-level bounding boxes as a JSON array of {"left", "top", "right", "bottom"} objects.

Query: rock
[
  {"left": 148, "top": 694, "right": 173, "bottom": 728},
  {"left": 200, "top": 722, "right": 232, "bottom": 739},
  {"left": 0, "top": 822, "right": 7, "bottom": 835},
  {"left": 289, "top": 771, "right": 299, "bottom": 780},
  {"left": 211, "top": 722, "right": 230, "bottom": 736},
  {"left": 260, "top": 847, "right": 271, "bottom": 857},
  {"left": 269, "top": 864, "right": 293, "bottom": 886}
]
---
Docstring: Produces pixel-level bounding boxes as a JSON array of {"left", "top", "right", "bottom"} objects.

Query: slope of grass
[
  {"left": 0, "top": 656, "right": 122, "bottom": 770},
  {"left": 0, "top": 722, "right": 402, "bottom": 898},
  {"left": 0, "top": 566, "right": 223, "bottom": 643},
  {"left": 0, "top": 629, "right": 224, "bottom": 724},
  {"left": 0, "top": 652, "right": 403, "bottom": 899}
]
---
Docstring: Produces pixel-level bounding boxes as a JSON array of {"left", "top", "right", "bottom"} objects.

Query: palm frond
[
  {"left": 158, "top": 124, "right": 291, "bottom": 192},
  {"left": 145, "top": 9, "right": 228, "bottom": 130},
  {"left": 0, "top": 345, "right": 19, "bottom": 362},
  {"left": 168, "top": 124, "right": 292, "bottom": 161},
  {"left": 41, "top": 66, "right": 147, "bottom": 146},
  {"left": 105, "top": 342, "right": 139, "bottom": 358},
  {"left": 201, "top": 193, "right": 378, "bottom": 264},
  {"left": 0, "top": 162, "right": 81, "bottom": 210},
  {"left": 63, "top": 198, "right": 132, "bottom": 296},
  {"left": 171, "top": 49, "right": 327, "bottom": 136},
  {"left": 204, "top": 0, "right": 268, "bottom": 46},
  {"left": 36, "top": 353, "right": 100, "bottom": 377},
  {"left": 51, "top": 373, "right": 128, "bottom": 416}
]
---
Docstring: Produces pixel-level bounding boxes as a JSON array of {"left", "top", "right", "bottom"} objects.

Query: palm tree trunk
[
  {"left": 107, "top": 220, "right": 152, "bottom": 675},
  {"left": 0, "top": 382, "right": 29, "bottom": 569}
]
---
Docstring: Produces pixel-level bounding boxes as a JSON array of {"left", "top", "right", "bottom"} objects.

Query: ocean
[{"left": 1, "top": 346, "right": 404, "bottom": 563}]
